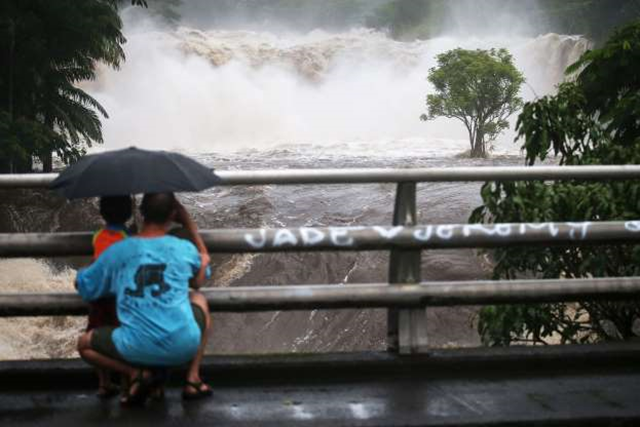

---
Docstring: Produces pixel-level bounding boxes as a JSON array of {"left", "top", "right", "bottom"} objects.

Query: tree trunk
[
  {"left": 471, "top": 130, "right": 485, "bottom": 158},
  {"left": 41, "top": 152, "right": 53, "bottom": 173},
  {"left": 41, "top": 114, "right": 53, "bottom": 173},
  {"left": 0, "top": 20, "right": 16, "bottom": 174},
  {"left": 467, "top": 128, "right": 475, "bottom": 153},
  {"left": 8, "top": 19, "right": 14, "bottom": 120}
]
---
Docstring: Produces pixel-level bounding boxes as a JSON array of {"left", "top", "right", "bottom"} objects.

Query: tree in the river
[
  {"left": 0, "top": 0, "right": 130, "bottom": 173},
  {"left": 470, "top": 21, "right": 640, "bottom": 346},
  {"left": 421, "top": 48, "right": 524, "bottom": 158}
]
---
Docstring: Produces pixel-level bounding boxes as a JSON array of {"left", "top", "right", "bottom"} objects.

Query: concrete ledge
[
  {"left": 2, "top": 344, "right": 640, "bottom": 427},
  {"left": 2, "top": 343, "right": 640, "bottom": 391}
]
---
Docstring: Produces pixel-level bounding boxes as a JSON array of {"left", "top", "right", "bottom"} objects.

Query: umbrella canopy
[{"left": 50, "top": 147, "right": 222, "bottom": 199}]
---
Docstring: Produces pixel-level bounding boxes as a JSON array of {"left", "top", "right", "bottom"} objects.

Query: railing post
[{"left": 387, "top": 182, "right": 427, "bottom": 354}]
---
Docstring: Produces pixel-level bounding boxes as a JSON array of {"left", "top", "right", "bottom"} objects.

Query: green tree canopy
[
  {"left": 421, "top": 48, "right": 524, "bottom": 158},
  {"left": 0, "top": 0, "right": 127, "bottom": 173},
  {"left": 470, "top": 21, "right": 640, "bottom": 346}
]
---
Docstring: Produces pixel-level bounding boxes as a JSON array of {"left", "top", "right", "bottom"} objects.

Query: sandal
[
  {"left": 120, "top": 370, "right": 153, "bottom": 406},
  {"left": 182, "top": 381, "right": 213, "bottom": 401}
]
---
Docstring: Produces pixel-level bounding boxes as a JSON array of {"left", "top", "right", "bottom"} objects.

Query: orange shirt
[{"left": 92, "top": 227, "right": 128, "bottom": 259}]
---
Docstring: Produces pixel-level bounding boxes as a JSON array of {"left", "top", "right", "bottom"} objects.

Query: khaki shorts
[{"left": 90, "top": 304, "right": 207, "bottom": 363}]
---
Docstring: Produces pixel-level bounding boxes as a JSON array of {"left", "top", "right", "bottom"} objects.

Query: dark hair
[
  {"left": 169, "top": 227, "right": 193, "bottom": 243},
  {"left": 140, "top": 193, "right": 176, "bottom": 224},
  {"left": 99, "top": 196, "right": 133, "bottom": 226}
]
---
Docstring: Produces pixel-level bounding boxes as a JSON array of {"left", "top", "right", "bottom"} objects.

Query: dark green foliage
[
  {"left": 470, "top": 21, "right": 640, "bottom": 346},
  {"left": 121, "top": 0, "right": 183, "bottom": 25},
  {"left": 366, "top": 0, "right": 440, "bottom": 39},
  {"left": 422, "top": 48, "right": 524, "bottom": 158},
  {"left": 188, "top": 0, "right": 375, "bottom": 31},
  {"left": 537, "top": 0, "right": 640, "bottom": 43},
  {"left": 366, "top": 0, "right": 640, "bottom": 42},
  {"left": 0, "top": 0, "right": 126, "bottom": 172}
]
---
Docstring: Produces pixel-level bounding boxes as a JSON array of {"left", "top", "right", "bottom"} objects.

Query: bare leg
[
  {"left": 77, "top": 331, "right": 150, "bottom": 403},
  {"left": 184, "top": 291, "right": 212, "bottom": 396},
  {"left": 97, "top": 369, "right": 110, "bottom": 387},
  {"left": 96, "top": 368, "right": 117, "bottom": 397},
  {"left": 78, "top": 331, "right": 136, "bottom": 377}
]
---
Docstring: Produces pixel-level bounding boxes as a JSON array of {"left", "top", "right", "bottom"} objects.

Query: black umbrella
[{"left": 50, "top": 147, "right": 222, "bottom": 199}]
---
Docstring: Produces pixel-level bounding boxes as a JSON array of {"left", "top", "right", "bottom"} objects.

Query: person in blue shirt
[{"left": 76, "top": 193, "right": 213, "bottom": 405}]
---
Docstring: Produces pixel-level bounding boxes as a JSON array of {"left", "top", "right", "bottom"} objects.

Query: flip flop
[
  {"left": 182, "top": 381, "right": 213, "bottom": 401},
  {"left": 120, "top": 370, "right": 153, "bottom": 406}
]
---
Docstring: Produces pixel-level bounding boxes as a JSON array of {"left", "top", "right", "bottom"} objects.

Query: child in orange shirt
[{"left": 87, "top": 196, "right": 133, "bottom": 398}]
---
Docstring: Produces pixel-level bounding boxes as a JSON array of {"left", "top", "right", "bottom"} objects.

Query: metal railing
[
  {"left": 2, "top": 166, "right": 640, "bottom": 354},
  {"left": 2, "top": 278, "right": 638, "bottom": 316},
  {"left": 3, "top": 165, "right": 640, "bottom": 188},
  {"left": 2, "top": 221, "right": 640, "bottom": 257}
]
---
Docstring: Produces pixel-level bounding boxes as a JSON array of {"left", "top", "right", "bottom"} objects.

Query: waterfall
[{"left": 84, "top": 25, "right": 590, "bottom": 154}]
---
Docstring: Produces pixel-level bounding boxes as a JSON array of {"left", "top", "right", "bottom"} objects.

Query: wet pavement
[{"left": 1, "top": 345, "right": 639, "bottom": 426}]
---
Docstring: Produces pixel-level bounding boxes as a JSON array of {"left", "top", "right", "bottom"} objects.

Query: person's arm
[
  {"left": 174, "top": 200, "right": 207, "bottom": 253},
  {"left": 76, "top": 252, "right": 114, "bottom": 301},
  {"left": 174, "top": 200, "right": 210, "bottom": 288},
  {"left": 191, "top": 251, "right": 210, "bottom": 289}
]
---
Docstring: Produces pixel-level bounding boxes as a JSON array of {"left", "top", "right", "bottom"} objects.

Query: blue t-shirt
[{"left": 77, "top": 236, "right": 206, "bottom": 366}]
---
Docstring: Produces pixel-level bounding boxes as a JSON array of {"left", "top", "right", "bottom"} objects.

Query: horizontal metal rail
[
  {"left": 2, "top": 221, "right": 640, "bottom": 257},
  {"left": 3, "top": 165, "right": 640, "bottom": 188},
  {"left": 1, "top": 277, "right": 639, "bottom": 317}
]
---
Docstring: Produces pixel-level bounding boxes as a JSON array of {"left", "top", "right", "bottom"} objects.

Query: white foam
[
  {"left": 84, "top": 18, "right": 590, "bottom": 157},
  {"left": 0, "top": 259, "right": 82, "bottom": 360}
]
